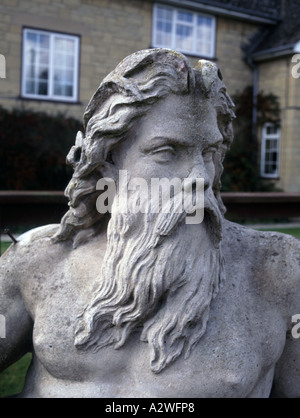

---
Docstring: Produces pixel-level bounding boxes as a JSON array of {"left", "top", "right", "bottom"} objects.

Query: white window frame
[
  {"left": 22, "top": 28, "right": 80, "bottom": 102},
  {"left": 152, "top": 3, "right": 216, "bottom": 58},
  {"left": 260, "top": 122, "right": 281, "bottom": 178}
]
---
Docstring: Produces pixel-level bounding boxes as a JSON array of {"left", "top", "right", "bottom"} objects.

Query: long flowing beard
[{"left": 74, "top": 184, "right": 225, "bottom": 373}]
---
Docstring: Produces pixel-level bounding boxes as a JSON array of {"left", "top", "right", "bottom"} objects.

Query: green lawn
[
  {"left": 256, "top": 227, "right": 300, "bottom": 239},
  {"left": 0, "top": 353, "right": 32, "bottom": 398},
  {"left": 0, "top": 242, "right": 31, "bottom": 398},
  {"left": 0, "top": 242, "right": 11, "bottom": 256}
]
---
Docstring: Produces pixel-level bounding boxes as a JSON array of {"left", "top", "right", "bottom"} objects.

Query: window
[
  {"left": 152, "top": 3, "right": 216, "bottom": 58},
  {"left": 260, "top": 123, "right": 281, "bottom": 178},
  {"left": 22, "top": 28, "right": 80, "bottom": 102}
]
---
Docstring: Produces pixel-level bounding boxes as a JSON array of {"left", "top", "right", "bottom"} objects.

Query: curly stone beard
[{"left": 74, "top": 180, "right": 225, "bottom": 373}]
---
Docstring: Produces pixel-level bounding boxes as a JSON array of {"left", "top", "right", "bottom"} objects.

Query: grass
[
  {"left": 0, "top": 354, "right": 32, "bottom": 398},
  {"left": 0, "top": 242, "right": 11, "bottom": 256},
  {"left": 0, "top": 242, "right": 31, "bottom": 398},
  {"left": 0, "top": 225, "right": 299, "bottom": 397},
  {"left": 256, "top": 227, "right": 300, "bottom": 239}
]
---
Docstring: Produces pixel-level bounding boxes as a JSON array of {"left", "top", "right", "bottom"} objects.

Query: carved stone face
[
  {"left": 112, "top": 93, "right": 223, "bottom": 191},
  {"left": 74, "top": 91, "right": 226, "bottom": 373}
]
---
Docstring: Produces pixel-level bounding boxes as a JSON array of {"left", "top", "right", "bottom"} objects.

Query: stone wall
[
  {"left": 0, "top": 0, "right": 262, "bottom": 118},
  {"left": 3, "top": 0, "right": 298, "bottom": 192},
  {"left": 258, "top": 56, "right": 300, "bottom": 192},
  {"left": 0, "top": 0, "right": 153, "bottom": 120}
]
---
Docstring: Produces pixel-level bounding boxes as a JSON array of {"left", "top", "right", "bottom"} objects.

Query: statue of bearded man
[{"left": 0, "top": 49, "right": 299, "bottom": 398}]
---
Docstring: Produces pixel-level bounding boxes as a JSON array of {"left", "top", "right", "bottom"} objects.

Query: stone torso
[{"left": 18, "top": 222, "right": 288, "bottom": 398}]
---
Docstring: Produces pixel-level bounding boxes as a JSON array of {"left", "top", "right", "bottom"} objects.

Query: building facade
[{"left": 0, "top": 0, "right": 299, "bottom": 192}]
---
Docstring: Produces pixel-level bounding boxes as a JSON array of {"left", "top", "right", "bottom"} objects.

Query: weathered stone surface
[{"left": 0, "top": 49, "right": 299, "bottom": 398}]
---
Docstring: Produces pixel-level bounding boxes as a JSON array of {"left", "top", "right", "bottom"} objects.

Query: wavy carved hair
[{"left": 52, "top": 48, "right": 235, "bottom": 248}]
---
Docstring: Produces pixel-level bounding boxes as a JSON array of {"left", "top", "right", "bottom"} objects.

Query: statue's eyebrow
[
  {"left": 142, "top": 136, "right": 223, "bottom": 152},
  {"left": 141, "top": 136, "right": 192, "bottom": 152}
]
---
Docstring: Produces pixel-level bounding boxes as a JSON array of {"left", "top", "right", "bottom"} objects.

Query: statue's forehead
[
  {"left": 142, "top": 92, "right": 216, "bottom": 126},
  {"left": 136, "top": 93, "right": 221, "bottom": 148}
]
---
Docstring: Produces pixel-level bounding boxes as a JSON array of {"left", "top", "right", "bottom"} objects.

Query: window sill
[
  {"left": 19, "top": 95, "right": 82, "bottom": 105},
  {"left": 259, "top": 176, "right": 280, "bottom": 180}
]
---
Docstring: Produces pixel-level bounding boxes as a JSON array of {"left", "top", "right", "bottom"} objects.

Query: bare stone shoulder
[
  {"left": 1, "top": 224, "right": 61, "bottom": 288},
  {"left": 223, "top": 220, "right": 300, "bottom": 316}
]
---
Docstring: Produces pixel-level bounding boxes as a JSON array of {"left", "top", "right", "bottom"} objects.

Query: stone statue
[{"left": 0, "top": 48, "right": 299, "bottom": 398}]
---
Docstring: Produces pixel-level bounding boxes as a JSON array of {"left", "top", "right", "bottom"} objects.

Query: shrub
[
  {"left": 0, "top": 107, "right": 82, "bottom": 190},
  {"left": 221, "top": 87, "right": 280, "bottom": 192}
]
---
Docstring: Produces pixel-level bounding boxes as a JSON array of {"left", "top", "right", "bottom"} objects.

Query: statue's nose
[{"left": 189, "top": 160, "right": 210, "bottom": 191}]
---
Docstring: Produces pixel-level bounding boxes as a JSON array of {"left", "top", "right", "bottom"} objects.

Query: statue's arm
[
  {"left": 271, "top": 236, "right": 300, "bottom": 398},
  {"left": 0, "top": 245, "right": 33, "bottom": 373},
  {"left": 271, "top": 330, "right": 300, "bottom": 398}
]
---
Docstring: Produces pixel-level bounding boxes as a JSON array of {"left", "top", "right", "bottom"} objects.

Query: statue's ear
[{"left": 67, "top": 131, "right": 85, "bottom": 168}]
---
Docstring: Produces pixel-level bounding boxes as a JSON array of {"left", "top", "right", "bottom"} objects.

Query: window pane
[
  {"left": 153, "top": 6, "right": 214, "bottom": 57},
  {"left": 38, "top": 50, "right": 49, "bottom": 65},
  {"left": 25, "top": 56, "right": 36, "bottom": 79},
  {"left": 264, "top": 163, "right": 270, "bottom": 174},
  {"left": 53, "top": 68, "right": 70, "bottom": 97},
  {"left": 65, "top": 69, "right": 74, "bottom": 83},
  {"left": 264, "top": 161, "right": 268, "bottom": 173},
  {"left": 177, "top": 11, "right": 193, "bottom": 23},
  {"left": 198, "top": 16, "right": 212, "bottom": 27},
  {"left": 54, "top": 82, "right": 63, "bottom": 96},
  {"left": 23, "top": 31, "right": 50, "bottom": 97},
  {"left": 53, "top": 69, "right": 62, "bottom": 83},
  {"left": 272, "top": 151, "right": 278, "bottom": 163},
  {"left": 64, "top": 84, "right": 73, "bottom": 97},
  {"left": 176, "top": 24, "right": 193, "bottom": 51},
  {"left": 266, "top": 140, "right": 272, "bottom": 151},
  {"left": 271, "top": 139, "right": 278, "bottom": 149},
  {"left": 55, "top": 37, "right": 75, "bottom": 53},
  {"left": 53, "top": 52, "right": 65, "bottom": 68},
  {"left": 54, "top": 81, "right": 73, "bottom": 98},
  {"left": 38, "top": 67, "right": 48, "bottom": 80},
  {"left": 39, "top": 34, "right": 49, "bottom": 49},
  {"left": 155, "top": 5, "right": 173, "bottom": 47},
  {"left": 65, "top": 54, "right": 74, "bottom": 68},
  {"left": 23, "top": 29, "right": 78, "bottom": 100},
  {"left": 261, "top": 123, "right": 280, "bottom": 177},
  {"left": 52, "top": 37, "right": 77, "bottom": 99},
  {"left": 271, "top": 153, "right": 278, "bottom": 171},
  {"left": 156, "top": 5, "right": 172, "bottom": 21},
  {"left": 196, "top": 15, "right": 213, "bottom": 55},
  {"left": 25, "top": 38, "right": 38, "bottom": 78},
  {"left": 156, "top": 24, "right": 172, "bottom": 46},
  {"left": 27, "top": 32, "right": 37, "bottom": 43},
  {"left": 267, "top": 126, "right": 273, "bottom": 135},
  {"left": 38, "top": 81, "right": 48, "bottom": 95},
  {"left": 25, "top": 79, "right": 35, "bottom": 94},
  {"left": 157, "top": 21, "right": 172, "bottom": 33}
]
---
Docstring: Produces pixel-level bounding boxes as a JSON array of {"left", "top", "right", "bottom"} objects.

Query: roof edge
[
  {"left": 294, "top": 40, "right": 300, "bottom": 53},
  {"left": 252, "top": 43, "right": 297, "bottom": 62},
  {"left": 154, "top": 0, "right": 280, "bottom": 24}
]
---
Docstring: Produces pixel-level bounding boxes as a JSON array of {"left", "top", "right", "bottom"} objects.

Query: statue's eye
[{"left": 149, "top": 145, "right": 176, "bottom": 162}]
